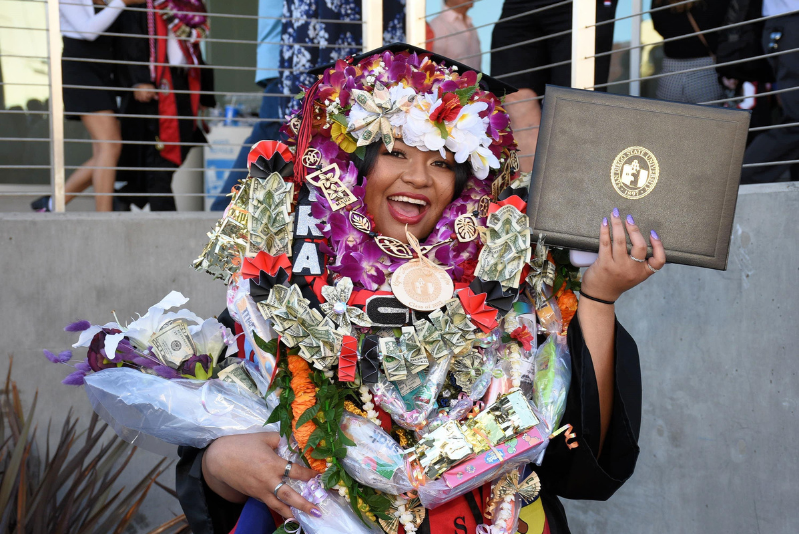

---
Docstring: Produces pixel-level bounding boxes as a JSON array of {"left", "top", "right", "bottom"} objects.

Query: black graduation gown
[{"left": 175, "top": 315, "right": 642, "bottom": 534}]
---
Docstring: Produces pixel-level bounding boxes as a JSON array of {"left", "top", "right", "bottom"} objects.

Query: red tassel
[{"left": 293, "top": 78, "right": 324, "bottom": 187}]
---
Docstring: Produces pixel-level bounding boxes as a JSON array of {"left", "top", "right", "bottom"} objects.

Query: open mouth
[{"left": 387, "top": 194, "right": 430, "bottom": 225}]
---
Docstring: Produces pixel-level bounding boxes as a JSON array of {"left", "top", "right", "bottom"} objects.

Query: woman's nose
[{"left": 399, "top": 156, "right": 433, "bottom": 188}]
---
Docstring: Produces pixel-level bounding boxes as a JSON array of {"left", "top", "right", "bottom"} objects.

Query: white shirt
[
  {"left": 167, "top": 31, "right": 188, "bottom": 66},
  {"left": 59, "top": 0, "right": 126, "bottom": 41},
  {"left": 429, "top": 9, "right": 482, "bottom": 71},
  {"left": 763, "top": 0, "right": 799, "bottom": 16}
]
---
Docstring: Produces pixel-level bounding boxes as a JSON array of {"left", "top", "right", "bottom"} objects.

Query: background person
[
  {"left": 210, "top": 0, "right": 288, "bottom": 211},
  {"left": 651, "top": 0, "right": 730, "bottom": 104},
  {"left": 32, "top": 0, "right": 144, "bottom": 213},
  {"left": 428, "top": 0, "right": 482, "bottom": 71},
  {"left": 490, "top": 0, "right": 619, "bottom": 172},
  {"left": 113, "top": 0, "right": 216, "bottom": 211},
  {"left": 740, "top": 0, "right": 799, "bottom": 183}
]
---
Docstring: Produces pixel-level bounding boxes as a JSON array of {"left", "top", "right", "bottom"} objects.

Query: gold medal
[
  {"left": 391, "top": 260, "right": 454, "bottom": 312},
  {"left": 390, "top": 227, "right": 453, "bottom": 311}
]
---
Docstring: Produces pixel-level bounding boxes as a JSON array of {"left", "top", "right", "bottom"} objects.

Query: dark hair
[{"left": 352, "top": 142, "right": 471, "bottom": 202}]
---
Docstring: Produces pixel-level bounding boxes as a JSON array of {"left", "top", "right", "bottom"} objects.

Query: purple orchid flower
[
  {"left": 64, "top": 320, "right": 91, "bottom": 332},
  {"left": 182, "top": 354, "right": 211, "bottom": 378},
  {"left": 329, "top": 241, "right": 387, "bottom": 291},
  {"left": 154, "top": 365, "right": 181, "bottom": 380},
  {"left": 75, "top": 361, "right": 92, "bottom": 373},
  {"left": 44, "top": 349, "right": 72, "bottom": 364}
]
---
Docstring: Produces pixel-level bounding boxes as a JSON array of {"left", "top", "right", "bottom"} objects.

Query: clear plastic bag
[
  {"left": 532, "top": 334, "right": 571, "bottom": 434},
  {"left": 83, "top": 367, "right": 277, "bottom": 455}
]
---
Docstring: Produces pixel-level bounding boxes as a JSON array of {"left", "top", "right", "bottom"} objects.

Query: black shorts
[
  {"left": 62, "top": 36, "right": 118, "bottom": 118},
  {"left": 490, "top": 0, "right": 619, "bottom": 95}
]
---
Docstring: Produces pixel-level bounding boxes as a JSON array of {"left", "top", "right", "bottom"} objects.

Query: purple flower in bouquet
[
  {"left": 181, "top": 354, "right": 212, "bottom": 380},
  {"left": 64, "top": 320, "right": 91, "bottom": 332},
  {"left": 87, "top": 329, "right": 123, "bottom": 372},
  {"left": 44, "top": 349, "right": 72, "bottom": 364},
  {"left": 62, "top": 370, "right": 86, "bottom": 386}
]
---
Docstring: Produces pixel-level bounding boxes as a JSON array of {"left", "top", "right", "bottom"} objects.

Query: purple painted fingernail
[
  {"left": 612, "top": 207, "right": 620, "bottom": 218},
  {"left": 311, "top": 508, "right": 322, "bottom": 518},
  {"left": 651, "top": 230, "right": 660, "bottom": 240},
  {"left": 626, "top": 214, "right": 635, "bottom": 225},
  {"left": 602, "top": 217, "right": 608, "bottom": 227}
]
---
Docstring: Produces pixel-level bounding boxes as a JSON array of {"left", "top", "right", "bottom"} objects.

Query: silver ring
[
  {"left": 629, "top": 254, "right": 646, "bottom": 263},
  {"left": 283, "top": 460, "right": 293, "bottom": 478},
  {"left": 646, "top": 263, "right": 660, "bottom": 273},
  {"left": 273, "top": 481, "right": 287, "bottom": 499}
]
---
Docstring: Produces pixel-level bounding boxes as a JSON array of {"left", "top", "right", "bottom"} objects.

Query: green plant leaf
[
  {"left": 434, "top": 121, "right": 449, "bottom": 140},
  {"left": 296, "top": 404, "right": 320, "bottom": 429},
  {"left": 321, "top": 466, "right": 339, "bottom": 489},
  {"left": 340, "top": 432, "right": 356, "bottom": 447}
]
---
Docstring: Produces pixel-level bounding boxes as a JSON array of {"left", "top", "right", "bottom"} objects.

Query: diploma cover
[{"left": 527, "top": 86, "right": 751, "bottom": 270}]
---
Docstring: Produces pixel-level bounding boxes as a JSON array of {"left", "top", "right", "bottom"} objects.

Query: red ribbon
[
  {"left": 487, "top": 195, "right": 527, "bottom": 215},
  {"left": 338, "top": 335, "right": 358, "bottom": 382}
]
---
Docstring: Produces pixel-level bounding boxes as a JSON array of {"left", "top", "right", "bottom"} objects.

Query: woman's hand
[
  {"left": 581, "top": 208, "right": 666, "bottom": 302},
  {"left": 202, "top": 432, "right": 322, "bottom": 519},
  {"left": 133, "top": 83, "right": 157, "bottom": 103}
]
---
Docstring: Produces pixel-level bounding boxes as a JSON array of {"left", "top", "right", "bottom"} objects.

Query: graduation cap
[{"left": 309, "top": 42, "right": 518, "bottom": 97}]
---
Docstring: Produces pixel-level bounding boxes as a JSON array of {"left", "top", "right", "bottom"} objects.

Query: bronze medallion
[
  {"left": 391, "top": 260, "right": 454, "bottom": 312},
  {"left": 610, "top": 146, "right": 660, "bottom": 199}
]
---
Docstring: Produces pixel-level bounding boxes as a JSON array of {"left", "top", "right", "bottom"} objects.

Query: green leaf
[
  {"left": 434, "top": 120, "right": 449, "bottom": 140},
  {"left": 332, "top": 447, "right": 348, "bottom": 459},
  {"left": 321, "top": 466, "right": 339, "bottom": 489},
  {"left": 340, "top": 432, "right": 356, "bottom": 447},
  {"left": 296, "top": 404, "right": 320, "bottom": 429},
  {"left": 307, "top": 426, "right": 327, "bottom": 449},
  {"left": 252, "top": 332, "right": 277, "bottom": 355},
  {"left": 331, "top": 113, "right": 348, "bottom": 127},
  {"left": 310, "top": 447, "right": 331, "bottom": 459},
  {"left": 265, "top": 407, "right": 283, "bottom": 425},
  {"left": 354, "top": 145, "right": 366, "bottom": 160},
  {"left": 453, "top": 85, "right": 478, "bottom": 105},
  {"left": 325, "top": 408, "right": 337, "bottom": 424}
]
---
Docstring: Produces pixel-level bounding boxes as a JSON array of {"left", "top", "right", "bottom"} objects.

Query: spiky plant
[{"left": 0, "top": 360, "right": 190, "bottom": 534}]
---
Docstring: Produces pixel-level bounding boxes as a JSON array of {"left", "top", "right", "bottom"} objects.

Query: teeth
[{"left": 388, "top": 195, "right": 427, "bottom": 206}]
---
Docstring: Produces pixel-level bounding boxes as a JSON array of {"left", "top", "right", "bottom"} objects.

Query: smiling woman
[{"left": 358, "top": 140, "right": 471, "bottom": 242}]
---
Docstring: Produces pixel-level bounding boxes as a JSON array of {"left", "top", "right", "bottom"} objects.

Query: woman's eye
[
  {"left": 387, "top": 150, "right": 406, "bottom": 158},
  {"left": 433, "top": 160, "right": 453, "bottom": 170}
]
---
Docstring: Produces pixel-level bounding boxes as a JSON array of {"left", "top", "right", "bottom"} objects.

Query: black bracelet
[{"left": 579, "top": 290, "right": 616, "bottom": 305}]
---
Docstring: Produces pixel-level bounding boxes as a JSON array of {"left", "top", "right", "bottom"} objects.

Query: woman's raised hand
[
  {"left": 202, "top": 432, "right": 322, "bottom": 519},
  {"left": 581, "top": 208, "right": 666, "bottom": 302}
]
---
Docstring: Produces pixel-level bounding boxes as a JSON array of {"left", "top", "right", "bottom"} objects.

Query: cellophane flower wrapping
[{"left": 83, "top": 367, "right": 279, "bottom": 455}]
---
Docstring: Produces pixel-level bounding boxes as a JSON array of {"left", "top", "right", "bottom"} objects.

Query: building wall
[{"left": 0, "top": 183, "right": 796, "bottom": 532}]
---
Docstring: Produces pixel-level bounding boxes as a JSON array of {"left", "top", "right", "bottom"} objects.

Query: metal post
[
  {"left": 571, "top": 0, "right": 596, "bottom": 90},
  {"left": 630, "top": 0, "right": 642, "bottom": 96},
  {"left": 405, "top": 0, "right": 427, "bottom": 49},
  {"left": 46, "top": 0, "right": 65, "bottom": 212},
  {"left": 363, "top": 0, "right": 384, "bottom": 51}
]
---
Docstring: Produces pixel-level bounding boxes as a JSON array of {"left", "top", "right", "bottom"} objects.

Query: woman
[
  {"left": 652, "top": 0, "right": 730, "bottom": 104},
  {"left": 32, "top": 0, "right": 143, "bottom": 213},
  {"left": 179, "top": 45, "right": 665, "bottom": 534}
]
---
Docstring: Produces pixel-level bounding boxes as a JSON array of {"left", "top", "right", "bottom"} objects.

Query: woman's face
[{"left": 364, "top": 140, "right": 457, "bottom": 243}]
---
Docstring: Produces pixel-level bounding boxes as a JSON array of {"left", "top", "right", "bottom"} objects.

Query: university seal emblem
[{"left": 610, "top": 146, "right": 659, "bottom": 199}]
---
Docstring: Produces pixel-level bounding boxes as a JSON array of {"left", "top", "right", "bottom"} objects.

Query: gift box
[{"left": 442, "top": 427, "right": 545, "bottom": 489}]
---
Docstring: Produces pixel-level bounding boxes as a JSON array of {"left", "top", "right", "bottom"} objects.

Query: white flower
[
  {"left": 468, "top": 142, "right": 501, "bottom": 180},
  {"left": 403, "top": 92, "right": 447, "bottom": 155}
]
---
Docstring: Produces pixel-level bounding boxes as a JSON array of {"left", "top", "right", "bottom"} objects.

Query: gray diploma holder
[{"left": 527, "top": 86, "right": 751, "bottom": 270}]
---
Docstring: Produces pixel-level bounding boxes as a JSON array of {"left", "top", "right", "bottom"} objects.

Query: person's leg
[
  {"left": 63, "top": 157, "right": 95, "bottom": 203},
  {"left": 741, "top": 14, "right": 799, "bottom": 184},
  {"left": 80, "top": 111, "right": 122, "bottom": 211},
  {"left": 144, "top": 145, "right": 178, "bottom": 211}
]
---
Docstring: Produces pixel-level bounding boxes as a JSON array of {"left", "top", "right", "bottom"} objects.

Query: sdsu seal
[{"left": 610, "top": 146, "right": 659, "bottom": 199}]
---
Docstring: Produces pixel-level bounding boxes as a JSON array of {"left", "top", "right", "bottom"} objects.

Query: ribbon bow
[
  {"left": 457, "top": 287, "right": 499, "bottom": 333},
  {"left": 378, "top": 497, "right": 425, "bottom": 534},
  {"left": 247, "top": 140, "right": 294, "bottom": 180},
  {"left": 241, "top": 251, "right": 292, "bottom": 281},
  {"left": 485, "top": 470, "right": 541, "bottom": 519},
  {"left": 348, "top": 81, "right": 415, "bottom": 152}
]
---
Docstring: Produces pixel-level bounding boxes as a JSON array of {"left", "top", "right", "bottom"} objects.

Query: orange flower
[
  {"left": 556, "top": 284, "right": 578, "bottom": 334},
  {"left": 288, "top": 354, "right": 327, "bottom": 472}
]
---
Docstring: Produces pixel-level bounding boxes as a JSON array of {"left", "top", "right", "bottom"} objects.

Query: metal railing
[{"left": 0, "top": 0, "right": 796, "bottom": 213}]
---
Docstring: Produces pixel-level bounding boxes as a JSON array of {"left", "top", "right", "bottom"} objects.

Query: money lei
[
  {"left": 193, "top": 180, "right": 251, "bottom": 283},
  {"left": 319, "top": 277, "right": 373, "bottom": 336},
  {"left": 526, "top": 234, "right": 556, "bottom": 308},
  {"left": 247, "top": 172, "right": 294, "bottom": 257},
  {"left": 348, "top": 81, "right": 416, "bottom": 152},
  {"left": 474, "top": 204, "right": 532, "bottom": 290},
  {"left": 414, "top": 299, "right": 476, "bottom": 363},
  {"left": 257, "top": 285, "right": 340, "bottom": 370}
]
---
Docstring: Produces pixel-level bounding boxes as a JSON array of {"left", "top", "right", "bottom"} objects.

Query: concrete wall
[{"left": 0, "top": 183, "right": 796, "bottom": 533}]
